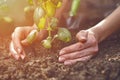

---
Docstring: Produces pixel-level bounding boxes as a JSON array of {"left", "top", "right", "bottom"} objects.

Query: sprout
[
  {"left": 25, "top": 0, "right": 72, "bottom": 49},
  {"left": 42, "top": 37, "right": 52, "bottom": 49},
  {"left": 50, "top": 17, "right": 58, "bottom": 30}
]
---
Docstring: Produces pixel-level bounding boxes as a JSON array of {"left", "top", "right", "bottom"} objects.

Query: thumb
[
  {"left": 21, "top": 29, "right": 38, "bottom": 46},
  {"left": 21, "top": 39, "right": 30, "bottom": 46},
  {"left": 76, "top": 30, "right": 88, "bottom": 43}
]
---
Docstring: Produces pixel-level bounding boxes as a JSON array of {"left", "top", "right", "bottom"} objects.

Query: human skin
[
  {"left": 59, "top": 6, "right": 120, "bottom": 65},
  {"left": 9, "top": 25, "right": 47, "bottom": 59}
]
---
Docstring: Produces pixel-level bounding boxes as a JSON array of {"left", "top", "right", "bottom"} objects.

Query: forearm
[
  {"left": 89, "top": 6, "right": 120, "bottom": 42},
  {"left": 55, "top": 0, "right": 70, "bottom": 19}
]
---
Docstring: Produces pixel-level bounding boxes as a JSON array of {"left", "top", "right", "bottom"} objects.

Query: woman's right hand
[
  {"left": 59, "top": 29, "right": 99, "bottom": 65},
  {"left": 9, "top": 24, "right": 47, "bottom": 60}
]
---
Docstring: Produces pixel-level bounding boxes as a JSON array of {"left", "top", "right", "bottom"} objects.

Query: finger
[
  {"left": 64, "top": 55, "right": 93, "bottom": 65},
  {"left": 59, "top": 42, "right": 84, "bottom": 55},
  {"left": 76, "top": 30, "right": 88, "bottom": 43},
  {"left": 59, "top": 46, "right": 98, "bottom": 62},
  {"left": 11, "top": 31, "right": 26, "bottom": 59},
  {"left": 59, "top": 32, "right": 94, "bottom": 56},
  {"left": 59, "top": 30, "right": 98, "bottom": 62},
  {"left": 12, "top": 30, "right": 23, "bottom": 54},
  {"left": 21, "top": 39, "right": 30, "bottom": 46},
  {"left": 9, "top": 41, "right": 20, "bottom": 60},
  {"left": 21, "top": 29, "right": 47, "bottom": 46},
  {"left": 10, "top": 41, "right": 26, "bottom": 60},
  {"left": 13, "top": 27, "right": 33, "bottom": 51},
  {"left": 20, "top": 50, "right": 26, "bottom": 60}
]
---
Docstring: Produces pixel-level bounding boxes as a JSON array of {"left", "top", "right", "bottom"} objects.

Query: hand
[
  {"left": 59, "top": 30, "right": 98, "bottom": 65},
  {"left": 9, "top": 25, "right": 47, "bottom": 60}
]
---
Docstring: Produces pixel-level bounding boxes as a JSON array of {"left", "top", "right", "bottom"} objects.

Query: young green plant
[{"left": 26, "top": 0, "right": 72, "bottom": 49}]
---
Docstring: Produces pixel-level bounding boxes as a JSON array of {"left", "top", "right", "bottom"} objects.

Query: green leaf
[
  {"left": 45, "top": 1, "right": 56, "bottom": 17},
  {"left": 50, "top": 17, "right": 58, "bottom": 30},
  {"left": 38, "top": 17, "right": 46, "bottom": 30},
  {"left": 42, "top": 37, "right": 52, "bottom": 49},
  {"left": 26, "top": 30, "right": 38, "bottom": 44},
  {"left": 57, "top": 28, "right": 71, "bottom": 42},
  {"left": 33, "top": 7, "right": 45, "bottom": 25}
]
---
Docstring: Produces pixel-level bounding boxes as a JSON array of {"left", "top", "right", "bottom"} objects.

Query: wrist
[
  {"left": 88, "top": 27, "right": 101, "bottom": 43},
  {"left": 88, "top": 21, "right": 106, "bottom": 43},
  {"left": 88, "top": 19, "right": 110, "bottom": 43}
]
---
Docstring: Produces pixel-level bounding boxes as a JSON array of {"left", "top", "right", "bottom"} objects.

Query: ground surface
[
  {"left": 0, "top": 29, "right": 120, "bottom": 80},
  {"left": 0, "top": 0, "right": 120, "bottom": 80}
]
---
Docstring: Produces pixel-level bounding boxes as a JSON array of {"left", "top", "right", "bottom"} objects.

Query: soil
[
  {"left": 0, "top": 0, "right": 120, "bottom": 80},
  {"left": 0, "top": 28, "right": 120, "bottom": 80}
]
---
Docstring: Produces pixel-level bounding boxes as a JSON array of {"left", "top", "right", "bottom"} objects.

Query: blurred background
[
  {"left": 0, "top": 0, "right": 120, "bottom": 36},
  {"left": 0, "top": 0, "right": 34, "bottom": 36},
  {"left": 59, "top": 0, "right": 120, "bottom": 29}
]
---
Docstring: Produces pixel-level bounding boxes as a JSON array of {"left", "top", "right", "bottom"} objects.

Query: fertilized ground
[{"left": 0, "top": 29, "right": 120, "bottom": 80}]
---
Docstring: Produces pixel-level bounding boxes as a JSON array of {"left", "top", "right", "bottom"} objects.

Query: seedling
[{"left": 26, "top": 0, "right": 72, "bottom": 49}]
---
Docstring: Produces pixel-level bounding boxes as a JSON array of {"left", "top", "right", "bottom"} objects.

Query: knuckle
[
  {"left": 78, "top": 43, "right": 84, "bottom": 49},
  {"left": 93, "top": 46, "right": 99, "bottom": 53},
  {"left": 14, "top": 27, "right": 21, "bottom": 32},
  {"left": 76, "top": 30, "right": 86, "bottom": 37},
  {"left": 76, "top": 43, "right": 83, "bottom": 50}
]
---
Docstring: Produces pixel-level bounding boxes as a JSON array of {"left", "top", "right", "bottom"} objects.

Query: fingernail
[
  {"left": 17, "top": 48, "right": 21, "bottom": 54},
  {"left": 14, "top": 54, "right": 19, "bottom": 60},
  {"left": 21, "top": 55, "right": 25, "bottom": 60},
  {"left": 64, "top": 61, "right": 71, "bottom": 65},
  {"left": 59, "top": 50, "right": 65, "bottom": 55},
  {"left": 59, "top": 57, "right": 65, "bottom": 62}
]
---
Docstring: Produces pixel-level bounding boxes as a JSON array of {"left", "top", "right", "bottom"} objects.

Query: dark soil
[
  {"left": 0, "top": 0, "right": 120, "bottom": 80},
  {"left": 0, "top": 29, "right": 120, "bottom": 80}
]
